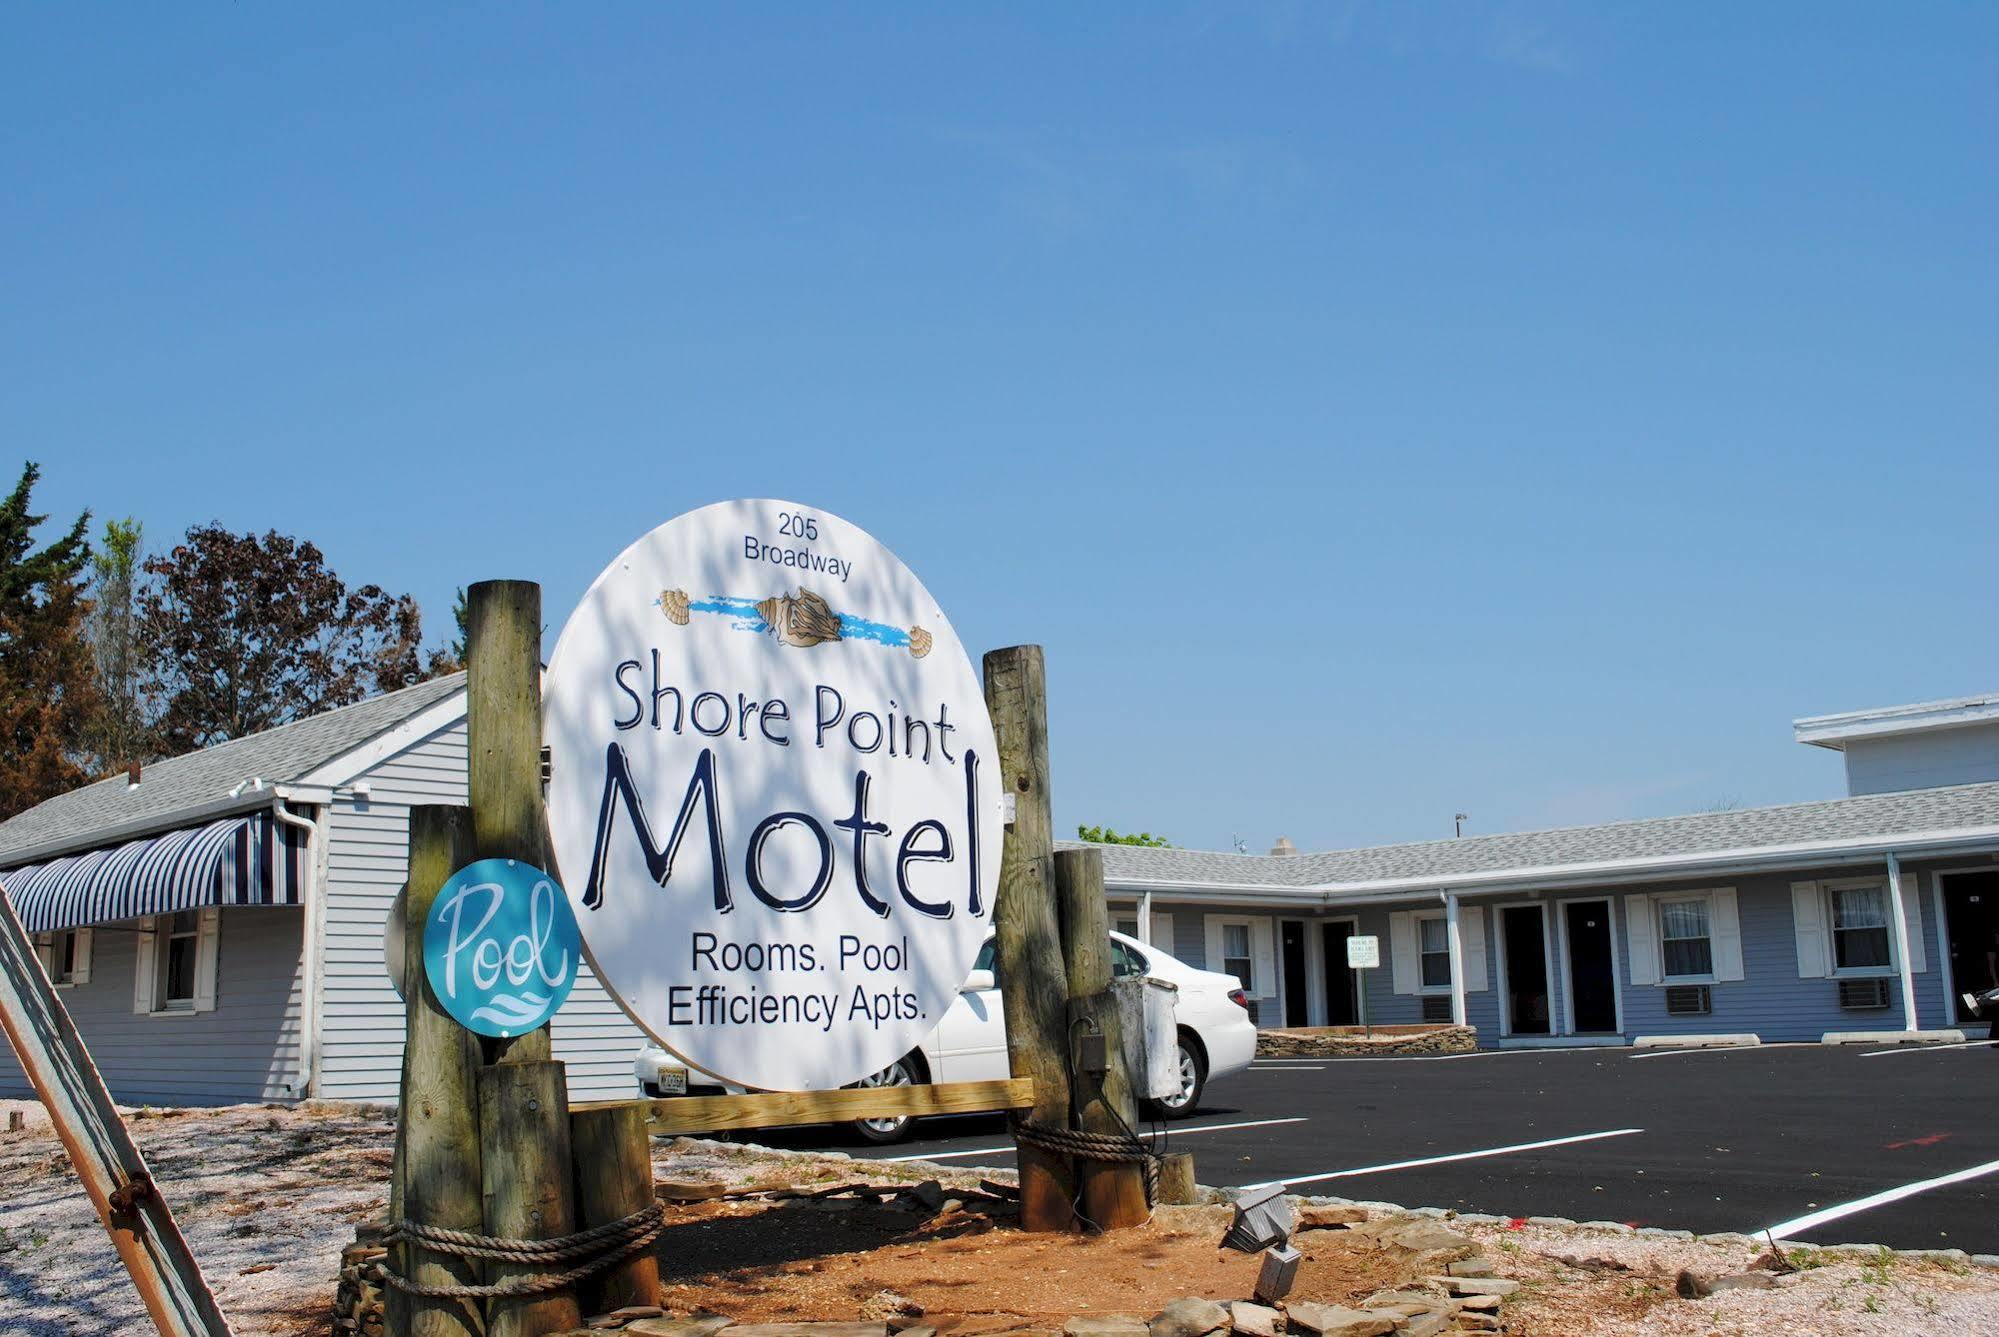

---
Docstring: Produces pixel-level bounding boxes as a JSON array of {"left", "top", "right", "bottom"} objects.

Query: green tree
[
  {"left": 140, "top": 525, "right": 436, "bottom": 751},
  {"left": 1077, "top": 824, "right": 1172, "bottom": 848},
  {"left": 82, "top": 517, "right": 154, "bottom": 773},
  {"left": 0, "top": 463, "right": 98, "bottom": 817}
]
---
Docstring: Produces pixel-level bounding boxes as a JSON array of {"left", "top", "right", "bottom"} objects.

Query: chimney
[
  {"left": 126, "top": 761, "right": 141, "bottom": 789},
  {"left": 1269, "top": 836, "right": 1297, "bottom": 857}
]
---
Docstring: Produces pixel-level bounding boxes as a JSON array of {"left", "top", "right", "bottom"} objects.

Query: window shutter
[
  {"left": 1250, "top": 920, "right": 1276, "bottom": 998},
  {"left": 32, "top": 933, "right": 54, "bottom": 979},
  {"left": 1898, "top": 873, "right": 1927, "bottom": 973},
  {"left": 1791, "top": 882, "right": 1829, "bottom": 978},
  {"left": 1203, "top": 917, "right": 1225, "bottom": 976},
  {"left": 133, "top": 917, "right": 159, "bottom": 1014},
  {"left": 1459, "top": 907, "right": 1488, "bottom": 992},
  {"left": 1626, "top": 894, "right": 1659, "bottom": 987},
  {"left": 1711, "top": 888, "right": 1744, "bottom": 982},
  {"left": 193, "top": 907, "right": 221, "bottom": 1013},
  {"left": 71, "top": 928, "right": 93, "bottom": 985},
  {"left": 1149, "top": 911, "right": 1173, "bottom": 953},
  {"left": 1389, "top": 911, "right": 1417, "bottom": 995}
]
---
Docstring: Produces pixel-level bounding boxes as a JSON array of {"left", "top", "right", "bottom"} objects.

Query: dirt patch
[
  {"left": 659, "top": 1199, "right": 1408, "bottom": 1325},
  {"left": 1255, "top": 1027, "right": 1476, "bottom": 1057}
]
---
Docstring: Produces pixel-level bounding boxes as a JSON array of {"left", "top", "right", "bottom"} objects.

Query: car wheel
[
  {"left": 1155, "top": 1035, "right": 1206, "bottom": 1119},
  {"left": 849, "top": 1054, "right": 922, "bottom": 1144}
]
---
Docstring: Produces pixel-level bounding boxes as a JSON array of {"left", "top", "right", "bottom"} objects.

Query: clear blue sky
[{"left": 8, "top": 5, "right": 1995, "bottom": 853}]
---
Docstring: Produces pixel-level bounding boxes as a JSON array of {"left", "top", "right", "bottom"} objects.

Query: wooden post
[
  {"left": 0, "top": 885, "right": 230, "bottom": 1336},
  {"left": 390, "top": 808, "right": 486, "bottom": 1337},
  {"left": 466, "top": 578, "right": 554, "bottom": 1067},
  {"left": 480, "top": 1061, "right": 583, "bottom": 1336},
  {"left": 982, "top": 645, "right": 1078, "bottom": 1232},
  {"left": 1156, "top": 1152, "right": 1199, "bottom": 1206},
  {"left": 1054, "top": 848, "right": 1150, "bottom": 1230},
  {"left": 570, "top": 1105, "right": 661, "bottom": 1315}
]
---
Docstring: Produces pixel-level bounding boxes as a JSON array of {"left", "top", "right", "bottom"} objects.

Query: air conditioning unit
[
  {"left": 1665, "top": 984, "right": 1712, "bottom": 1016},
  {"left": 1838, "top": 978, "right": 1892, "bottom": 1011},
  {"left": 1421, "top": 995, "right": 1454, "bottom": 1024}
]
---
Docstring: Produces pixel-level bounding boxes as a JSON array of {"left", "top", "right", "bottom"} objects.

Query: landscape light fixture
[{"left": 1220, "top": 1183, "right": 1293, "bottom": 1254}]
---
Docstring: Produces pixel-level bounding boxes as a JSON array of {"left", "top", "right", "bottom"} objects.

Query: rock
[
  {"left": 1062, "top": 1319, "right": 1149, "bottom": 1337},
  {"left": 1434, "top": 1277, "right": 1517, "bottom": 1298},
  {"left": 655, "top": 1179, "right": 732, "bottom": 1202},
  {"left": 1357, "top": 1290, "right": 1445, "bottom": 1316},
  {"left": 1295, "top": 1204, "right": 1368, "bottom": 1230},
  {"left": 589, "top": 1308, "right": 668, "bottom": 1329},
  {"left": 724, "top": 1327, "right": 888, "bottom": 1337},
  {"left": 625, "top": 1320, "right": 733, "bottom": 1337},
  {"left": 1227, "top": 1302, "right": 1281, "bottom": 1337},
  {"left": 906, "top": 1180, "right": 948, "bottom": 1211},
  {"left": 939, "top": 1199, "right": 965, "bottom": 1215},
  {"left": 1444, "top": 1259, "right": 1492, "bottom": 1277},
  {"left": 1149, "top": 1298, "right": 1230, "bottom": 1337},
  {"left": 1451, "top": 1295, "right": 1500, "bottom": 1313},
  {"left": 1277, "top": 1305, "right": 1395, "bottom": 1337},
  {"left": 896, "top": 1329, "right": 937, "bottom": 1337},
  {"left": 626, "top": 1319, "right": 735, "bottom": 1337},
  {"left": 1371, "top": 1221, "right": 1475, "bottom": 1261},
  {"left": 861, "top": 1292, "right": 925, "bottom": 1322},
  {"left": 1398, "top": 1316, "right": 1448, "bottom": 1337},
  {"left": 1673, "top": 1271, "right": 1709, "bottom": 1300}
]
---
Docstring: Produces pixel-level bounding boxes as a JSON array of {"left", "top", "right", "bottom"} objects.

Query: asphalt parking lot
[{"left": 773, "top": 1041, "right": 1999, "bottom": 1254}]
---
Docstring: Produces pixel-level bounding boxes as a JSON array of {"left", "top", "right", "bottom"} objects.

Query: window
[
  {"left": 1112, "top": 940, "right": 1148, "bottom": 978},
  {"left": 1113, "top": 916, "right": 1139, "bottom": 939},
  {"left": 1659, "top": 898, "right": 1714, "bottom": 980},
  {"left": 1419, "top": 917, "right": 1452, "bottom": 990},
  {"left": 33, "top": 928, "right": 91, "bottom": 987},
  {"left": 161, "top": 912, "right": 200, "bottom": 1009},
  {"left": 137, "top": 909, "right": 217, "bottom": 1015},
  {"left": 1222, "top": 923, "right": 1253, "bottom": 989},
  {"left": 1830, "top": 885, "right": 1891, "bottom": 972}
]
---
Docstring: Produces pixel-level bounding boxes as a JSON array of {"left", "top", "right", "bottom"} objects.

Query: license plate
[{"left": 657, "top": 1069, "right": 688, "bottom": 1096}]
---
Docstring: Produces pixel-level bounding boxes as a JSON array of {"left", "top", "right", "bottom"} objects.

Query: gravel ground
[{"left": 6, "top": 1098, "right": 1999, "bottom": 1336}]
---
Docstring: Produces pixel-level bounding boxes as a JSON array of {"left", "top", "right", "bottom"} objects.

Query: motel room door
[
  {"left": 1281, "top": 922, "right": 1310, "bottom": 1027},
  {"left": 1322, "top": 921, "right": 1359, "bottom": 1025},
  {"left": 1944, "top": 871, "right": 1999, "bottom": 1023},
  {"left": 1501, "top": 906, "right": 1552, "bottom": 1035},
  {"left": 1564, "top": 900, "right": 1619, "bottom": 1033}
]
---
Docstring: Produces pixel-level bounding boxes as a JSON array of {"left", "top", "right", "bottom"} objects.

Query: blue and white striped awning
[{"left": 0, "top": 811, "right": 308, "bottom": 934}]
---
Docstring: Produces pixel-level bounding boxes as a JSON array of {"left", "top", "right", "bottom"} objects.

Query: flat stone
[
  {"left": 1397, "top": 1316, "right": 1447, "bottom": 1337},
  {"left": 1296, "top": 1205, "right": 1368, "bottom": 1230},
  {"left": 626, "top": 1320, "right": 733, "bottom": 1337},
  {"left": 1434, "top": 1277, "right": 1517, "bottom": 1298},
  {"left": 1373, "top": 1221, "right": 1475, "bottom": 1259},
  {"left": 1444, "top": 1259, "right": 1492, "bottom": 1277},
  {"left": 860, "top": 1292, "right": 923, "bottom": 1321},
  {"left": 1227, "top": 1302, "right": 1281, "bottom": 1337},
  {"left": 1451, "top": 1295, "right": 1501, "bottom": 1313},
  {"left": 1358, "top": 1291, "right": 1444, "bottom": 1315},
  {"left": 1061, "top": 1318, "right": 1148, "bottom": 1337},
  {"left": 906, "top": 1181, "right": 948, "bottom": 1211},
  {"left": 589, "top": 1309, "right": 667, "bottom": 1328},
  {"left": 896, "top": 1329, "right": 937, "bottom": 1337},
  {"left": 1278, "top": 1303, "right": 1395, "bottom": 1337},
  {"left": 725, "top": 1326, "right": 888, "bottom": 1337},
  {"left": 1149, "top": 1299, "right": 1230, "bottom": 1337},
  {"left": 654, "top": 1180, "right": 731, "bottom": 1201}
]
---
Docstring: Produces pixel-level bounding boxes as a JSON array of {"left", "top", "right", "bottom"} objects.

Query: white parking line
[
  {"left": 877, "top": 1115, "right": 1310, "bottom": 1163},
  {"left": 1321, "top": 1048, "right": 1597, "bottom": 1063},
  {"left": 1860, "top": 1039, "right": 1999, "bottom": 1057},
  {"left": 1250, "top": 1064, "right": 1326, "bottom": 1072},
  {"left": 1630, "top": 1043, "right": 1815, "bottom": 1059},
  {"left": 1762, "top": 1157, "right": 1999, "bottom": 1240},
  {"left": 1245, "top": 1127, "right": 1645, "bottom": 1191}
]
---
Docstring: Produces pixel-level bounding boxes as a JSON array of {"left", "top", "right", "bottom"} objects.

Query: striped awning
[{"left": 0, "top": 811, "right": 308, "bottom": 934}]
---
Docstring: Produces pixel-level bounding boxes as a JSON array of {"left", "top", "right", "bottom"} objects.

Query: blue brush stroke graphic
[
  {"left": 685, "top": 595, "right": 769, "bottom": 632},
  {"left": 665, "top": 593, "right": 912, "bottom": 649},
  {"left": 836, "top": 613, "right": 909, "bottom": 648}
]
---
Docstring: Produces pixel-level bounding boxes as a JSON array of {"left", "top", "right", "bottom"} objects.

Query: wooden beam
[
  {"left": 0, "top": 886, "right": 231, "bottom": 1335},
  {"left": 570, "top": 1104, "right": 661, "bottom": 1315},
  {"left": 983, "top": 644, "right": 1078, "bottom": 1232},
  {"left": 390, "top": 806, "right": 485, "bottom": 1337},
  {"left": 1055, "top": 848, "right": 1149, "bottom": 1229},
  {"left": 479, "top": 1060, "right": 582, "bottom": 1337},
  {"left": 574, "top": 1077, "right": 1034, "bottom": 1136}
]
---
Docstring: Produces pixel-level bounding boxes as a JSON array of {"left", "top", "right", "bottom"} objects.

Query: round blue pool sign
[{"left": 422, "top": 859, "right": 580, "bottom": 1037}]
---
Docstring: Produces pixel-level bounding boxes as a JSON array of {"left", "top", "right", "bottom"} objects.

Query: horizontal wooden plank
[{"left": 576, "top": 1077, "right": 1035, "bottom": 1135}]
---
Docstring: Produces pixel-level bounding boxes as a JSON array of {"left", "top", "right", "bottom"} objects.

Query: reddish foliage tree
[{"left": 140, "top": 525, "right": 435, "bottom": 752}]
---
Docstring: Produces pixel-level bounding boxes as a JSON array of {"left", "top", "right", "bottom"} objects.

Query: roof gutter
[{"left": 0, "top": 783, "right": 337, "bottom": 869}]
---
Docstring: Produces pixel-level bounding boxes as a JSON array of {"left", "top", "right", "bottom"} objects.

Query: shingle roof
[
  {"left": 1064, "top": 779, "right": 1999, "bottom": 893},
  {"left": 0, "top": 673, "right": 467, "bottom": 864}
]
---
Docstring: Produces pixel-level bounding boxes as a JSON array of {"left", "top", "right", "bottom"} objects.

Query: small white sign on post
[
  {"left": 1345, "top": 934, "right": 1380, "bottom": 970},
  {"left": 544, "top": 499, "right": 1004, "bottom": 1092}
]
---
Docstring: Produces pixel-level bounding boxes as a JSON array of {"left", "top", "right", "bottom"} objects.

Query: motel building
[{"left": 2, "top": 680, "right": 1998, "bottom": 1107}]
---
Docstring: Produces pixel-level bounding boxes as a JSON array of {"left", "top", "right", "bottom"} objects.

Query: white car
[{"left": 633, "top": 930, "right": 1258, "bottom": 1143}]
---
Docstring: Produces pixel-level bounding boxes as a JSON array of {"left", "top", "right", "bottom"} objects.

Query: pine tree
[{"left": 0, "top": 463, "right": 99, "bottom": 818}]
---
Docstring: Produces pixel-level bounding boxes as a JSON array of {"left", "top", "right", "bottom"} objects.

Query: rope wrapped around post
[
  {"left": 1012, "top": 1122, "right": 1161, "bottom": 1209},
  {"left": 376, "top": 1201, "right": 665, "bottom": 1299}
]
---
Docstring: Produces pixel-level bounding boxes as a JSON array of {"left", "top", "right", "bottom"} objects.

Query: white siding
[
  {"left": 316, "top": 717, "right": 654, "bottom": 1102},
  {"left": 0, "top": 906, "right": 304, "bottom": 1104}
]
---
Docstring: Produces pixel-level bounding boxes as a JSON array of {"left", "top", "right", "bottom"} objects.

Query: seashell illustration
[
  {"left": 907, "top": 627, "right": 932, "bottom": 659},
  {"left": 660, "top": 588, "right": 691, "bottom": 626},
  {"left": 756, "top": 588, "right": 843, "bottom": 648}
]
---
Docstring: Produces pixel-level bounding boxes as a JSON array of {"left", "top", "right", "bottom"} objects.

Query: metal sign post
[
  {"left": 0, "top": 883, "right": 231, "bottom": 1335},
  {"left": 1347, "top": 934, "right": 1380, "bottom": 1040}
]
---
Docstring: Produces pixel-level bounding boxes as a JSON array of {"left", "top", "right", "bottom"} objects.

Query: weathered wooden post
[
  {"left": 1054, "top": 847, "right": 1150, "bottom": 1229},
  {"left": 570, "top": 1105, "right": 661, "bottom": 1314},
  {"left": 983, "top": 644, "right": 1078, "bottom": 1232},
  {"left": 465, "top": 580, "right": 584, "bottom": 1335},
  {"left": 390, "top": 806, "right": 485, "bottom": 1337}
]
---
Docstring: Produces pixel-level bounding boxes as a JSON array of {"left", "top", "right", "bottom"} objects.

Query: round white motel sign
[{"left": 544, "top": 500, "right": 1003, "bottom": 1090}]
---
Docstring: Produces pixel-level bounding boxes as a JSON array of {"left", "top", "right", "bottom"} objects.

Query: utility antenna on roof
[
  {"left": 1454, "top": 812, "right": 1468, "bottom": 838},
  {"left": 1232, "top": 834, "right": 1248, "bottom": 854}
]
